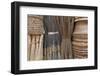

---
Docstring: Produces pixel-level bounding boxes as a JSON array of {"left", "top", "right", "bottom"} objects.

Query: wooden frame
[{"left": 11, "top": 1, "right": 98, "bottom": 74}]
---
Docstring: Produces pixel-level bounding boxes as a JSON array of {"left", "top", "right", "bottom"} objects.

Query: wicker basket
[{"left": 72, "top": 17, "right": 88, "bottom": 59}]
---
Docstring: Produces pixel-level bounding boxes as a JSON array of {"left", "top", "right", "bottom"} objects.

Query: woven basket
[{"left": 72, "top": 17, "right": 88, "bottom": 59}]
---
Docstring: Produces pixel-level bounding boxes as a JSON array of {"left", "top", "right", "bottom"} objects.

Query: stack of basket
[{"left": 72, "top": 17, "right": 88, "bottom": 59}]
